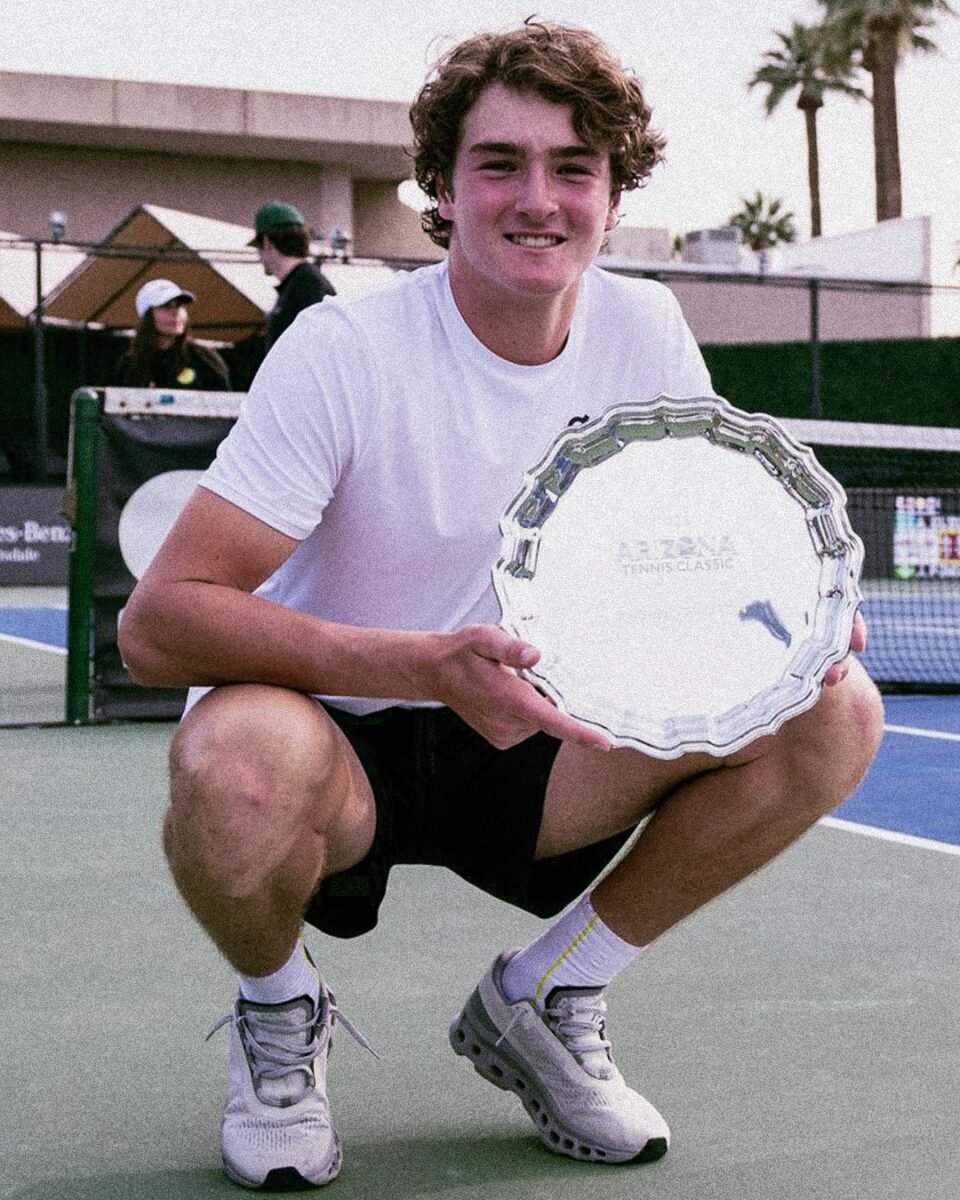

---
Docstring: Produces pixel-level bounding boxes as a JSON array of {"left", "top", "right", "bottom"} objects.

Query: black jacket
[
  {"left": 266, "top": 261, "right": 336, "bottom": 349},
  {"left": 114, "top": 340, "right": 232, "bottom": 391}
]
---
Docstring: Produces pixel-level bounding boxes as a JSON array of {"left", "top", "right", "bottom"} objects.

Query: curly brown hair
[{"left": 409, "top": 18, "right": 666, "bottom": 248}]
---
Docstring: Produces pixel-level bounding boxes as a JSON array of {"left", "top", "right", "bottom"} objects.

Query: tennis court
[{"left": 2, "top": 584, "right": 959, "bottom": 1200}]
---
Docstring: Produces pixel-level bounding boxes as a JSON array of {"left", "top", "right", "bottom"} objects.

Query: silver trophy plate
[{"left": 493, "top": 396, "right": 863, "bottom": 759}]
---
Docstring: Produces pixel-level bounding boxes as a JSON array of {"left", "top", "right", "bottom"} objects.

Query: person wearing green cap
[{"left": 251, "top": 201, "right": 336, "bottom": 350}]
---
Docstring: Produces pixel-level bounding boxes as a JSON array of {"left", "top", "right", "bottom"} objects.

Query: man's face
[
  {"left": 437, "top": 83, "right": 619, "bottom": 312},
  {"left": 258, "top": 237, "right": 281, "bottom": 277}
]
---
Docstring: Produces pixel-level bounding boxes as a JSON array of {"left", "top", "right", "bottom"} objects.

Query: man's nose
[{"left": 516, "top": 166, "right": 559, "bottom": 219}]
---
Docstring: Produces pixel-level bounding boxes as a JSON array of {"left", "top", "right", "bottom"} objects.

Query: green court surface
[
  {"left": 0, "top": 587, "right": 66, "bottom": 728},
  {"left": 0, "top": 640, "right": 64, "bottom": 727},
  {"left": 0, "top": 585, "right": 65, "bottom": 724},
  {"left": 3, "top": 721, "right": 960, "bottom": 1200}
]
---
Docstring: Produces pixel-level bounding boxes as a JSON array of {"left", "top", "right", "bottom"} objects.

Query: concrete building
[
  {"left": 0, "top": 69, "right": 941, "bottom": 342},
  {"left": 0, "top": 69, "right": 438, "bottom": 261},
  {"left": 600, "top": 217, "right": 933, "bottom": 344}
]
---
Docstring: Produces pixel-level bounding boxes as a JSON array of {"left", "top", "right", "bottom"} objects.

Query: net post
[{"left": 64, "top": 388, "right": 101, "bottom": 723}]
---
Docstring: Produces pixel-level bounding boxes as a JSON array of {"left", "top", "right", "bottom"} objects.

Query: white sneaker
[
  {"left": 449, "top": 950, "right": 669, "bottom": 1164},
  {"left": 209, "top": 981, "right": 345, "bottom": 1189}
]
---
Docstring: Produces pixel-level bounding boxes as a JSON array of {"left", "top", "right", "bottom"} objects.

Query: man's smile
[{"left": 506, "top": 234, "right": 566, "bottom": 247}]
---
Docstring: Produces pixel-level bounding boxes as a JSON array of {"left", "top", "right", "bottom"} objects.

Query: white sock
[
  {"left": 501, "top": 894, "right": 644, "bottom": 1009},
  {"left": 238, "top": 936, "right": 320, "bottom": 1007}
]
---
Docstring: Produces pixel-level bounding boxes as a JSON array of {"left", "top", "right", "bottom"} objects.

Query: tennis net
[{"left": 780, "top": 418, "right": 960, "bottom": 691}]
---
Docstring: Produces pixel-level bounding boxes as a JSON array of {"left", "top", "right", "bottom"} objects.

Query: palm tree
[
  {"left": 728, "top": 191, "right": 798, "bottom": 251},
  {"left": 818, "top": 0, "right": 957, "bottom": 221},
  {"left": 749, "top": 21, "right": 866, "bottom": 238}
]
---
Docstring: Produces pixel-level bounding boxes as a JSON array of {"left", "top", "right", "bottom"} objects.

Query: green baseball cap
[{"left": 251, "top": 200, "right": 306, "bottom": 242}]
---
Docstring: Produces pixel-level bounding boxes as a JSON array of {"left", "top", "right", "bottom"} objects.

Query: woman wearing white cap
[{"left": 115, "top": 278, "right": 232, "bottom": 390}]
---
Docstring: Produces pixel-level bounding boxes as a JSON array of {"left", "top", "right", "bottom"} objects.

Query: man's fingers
[
  {"left": 823, "top": 660, "right": 849, "bottom": 687},
  {"left": 470, "top": 626, "right": 539, "bottom": 670},
  {"left": 850, "top": 609, "right": 868, "bottom": 653},
  {"left": 522, "top": 689, "right": 611, "bottom": 751},
  {"left": 824, "top": 610, "right": 868, "bottom": 687}
]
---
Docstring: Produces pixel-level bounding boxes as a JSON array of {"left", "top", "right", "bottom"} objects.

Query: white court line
[
  {"left": 821, "top": 720, "right": 960, "bottom": 855},
  {"left": 0, "top": 632, "right": 67, "bottom": 656},
  {"left": 883, "top": 723, "right": 960, "bottom": 743},
  {"left": 821, "top": 816, "right": 960, "bottom": 857}
]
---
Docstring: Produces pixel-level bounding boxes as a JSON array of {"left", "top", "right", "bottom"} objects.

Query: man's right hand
[{"left": 427, "top": 624, "right": 611, "bottom": 752}]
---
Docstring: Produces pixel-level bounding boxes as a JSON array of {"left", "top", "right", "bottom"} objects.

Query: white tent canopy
[
  {"left": 40, "top": 205, "right": 270, "bottom": 341},
  {"left": 0, "top": 232, "right": 86, "bottom": 329},
  {"left": 39, "top": 204, "right": 398, "bottom": 342}
]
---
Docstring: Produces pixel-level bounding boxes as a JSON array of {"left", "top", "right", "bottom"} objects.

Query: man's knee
[
  {"left": 165, "top": 686, "right": 348, "bottom": 884},
  {"left": 821, "top": 661, "right": 885, "bottom": 762},
  {"left": 165, "top": 686, "right": 374, "bottom": 892},
  {"left": 171, "top": 685, "right": 340, "bottom": 808},
  {"left": 776, "top": 661, "right": 884, "bottom": 809}
]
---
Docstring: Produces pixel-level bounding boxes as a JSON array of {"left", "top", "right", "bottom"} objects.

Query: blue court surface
[
  {"left": 2, "top": 599, "right": 959, "bottom": 852},
  {"left": 831, "top": 694, "right": 960, "bottom": 848},
  {"left": 0, "top": 605, "right": 67, "bottom": 650}
]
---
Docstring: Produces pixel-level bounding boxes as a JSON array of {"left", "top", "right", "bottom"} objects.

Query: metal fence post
[
  {"left": 64, "top": 388, "right": 100, "bottom": 723},
  {"left": 809, "top": 278, "right": 822, "bottom": 419},
  {"left": 32, "top": 240, "right": 49, "bottom": 479}
]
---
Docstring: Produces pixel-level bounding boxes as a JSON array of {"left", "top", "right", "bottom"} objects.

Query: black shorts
[{"left": 304, "top": 705, "right": 633, "bottom": 939}]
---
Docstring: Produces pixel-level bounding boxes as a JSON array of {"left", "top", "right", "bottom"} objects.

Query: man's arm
[{"left": 119, "top": 486, "right": 611, "bottom": 751}]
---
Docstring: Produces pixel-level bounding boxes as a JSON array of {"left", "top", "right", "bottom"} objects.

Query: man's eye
[{"left": 479, "top": 159, "right": 516, "bottom": 172}]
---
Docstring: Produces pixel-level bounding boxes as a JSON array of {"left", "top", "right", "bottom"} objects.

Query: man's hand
[
  {"left": 428, "top": 624, "right": 611, "bottom": 752},
  {"left": 823, "top": 609, "right": 868, "bottom": 687}
]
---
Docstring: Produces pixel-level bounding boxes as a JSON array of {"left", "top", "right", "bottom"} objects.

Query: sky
[{"left": 3, "top": 0, "right": 959, "bottom": 293}]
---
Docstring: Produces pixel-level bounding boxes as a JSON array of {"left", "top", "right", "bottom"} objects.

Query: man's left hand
[{"left": 823, "top": 609, "right": 867, "bottom": 687}]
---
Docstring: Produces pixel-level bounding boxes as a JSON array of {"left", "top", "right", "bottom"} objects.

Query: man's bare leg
[
  {"left": 559, "top": 661, "right": 884, "bottom": 944},
  {"left": 450, "top": 663, "right": 884, "bottom": 1164},
  {"left": 165, "top": 683, "right": 375, "bottom": 974},
  {"left": 164, "top": 684, "right": 377, "bottom": 1190}
]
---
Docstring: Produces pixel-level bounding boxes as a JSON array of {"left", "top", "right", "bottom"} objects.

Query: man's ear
[
  {"left": 605, "top": 192, "right": 622, "bottom": 231},
  {"left": 436, "top": 176, "right": 455, "bottom": 222}
]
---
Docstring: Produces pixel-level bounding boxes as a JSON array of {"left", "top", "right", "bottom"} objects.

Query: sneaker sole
[
  {"left": 222, "top": 1134, "right": 343, "bottom": 1190},
  {"left": 449, "top": 988, "right": 668, "bottom": 1165}
]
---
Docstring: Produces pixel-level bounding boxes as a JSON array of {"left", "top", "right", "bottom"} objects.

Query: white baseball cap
[{"left": 135, "top": 278, "right": 195, "bottom": 319}]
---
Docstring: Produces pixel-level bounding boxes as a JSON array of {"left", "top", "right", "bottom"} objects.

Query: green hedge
[
  {"left": 3, "top": 328, "right": 959, "bottom": 482},
  {"left": 702, "top": 336, "right": 960, "bottom": 427}
]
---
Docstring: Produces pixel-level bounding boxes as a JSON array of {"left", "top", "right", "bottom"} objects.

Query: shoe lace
[
  {"left": 326, "top": 1001, "right": 379, "bottom": 1060},
  {"left": 207, "top": 994, "right": 379, "bottom": 1091},
  {"left": 543, "top": 990, "right": 613, "bottom": 1065},
  {"left": 235, "top": 1005, "right": 320, "bottom": 1089}
]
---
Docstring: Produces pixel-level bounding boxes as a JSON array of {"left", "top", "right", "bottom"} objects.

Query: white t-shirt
[{"left": 199, "top": 259, "right": 713, "bottom": 713}]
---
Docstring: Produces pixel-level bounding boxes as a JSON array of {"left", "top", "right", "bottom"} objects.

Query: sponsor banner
[
  {"left": 0, "top": 486, "right": 72, "bottom": 584},
  {"left": 892, "top": 491, "right": 960, "bottom": 580},
  {"left": 93, "top": 412, "right": 234, "bottom": 719}
]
